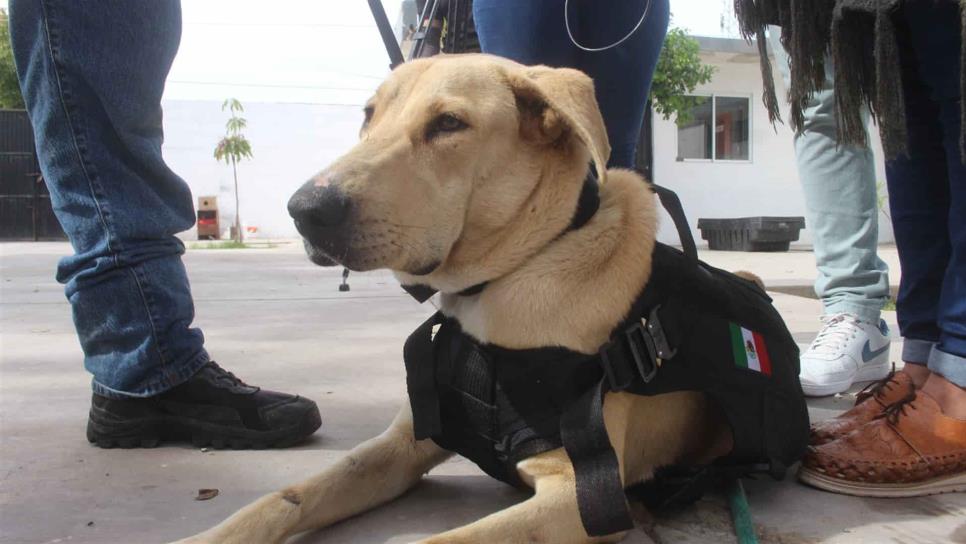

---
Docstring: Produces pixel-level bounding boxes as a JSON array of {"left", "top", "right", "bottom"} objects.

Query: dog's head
[{"left": 288, "top": 54, "right": 609, "bottom": 290}]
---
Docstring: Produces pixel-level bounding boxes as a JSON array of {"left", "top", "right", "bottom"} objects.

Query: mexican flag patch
[{"left": 729, "top": 323, "right": 772, "bottom": 376}]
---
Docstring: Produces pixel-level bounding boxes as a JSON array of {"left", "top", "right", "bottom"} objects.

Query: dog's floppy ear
[{"left": 505, "top": 65, "right": 611, "bottom": 183}]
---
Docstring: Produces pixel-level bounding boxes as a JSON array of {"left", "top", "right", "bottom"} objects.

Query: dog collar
[{"left": 401, "top": 169, "right": 600, "bottom": 304}]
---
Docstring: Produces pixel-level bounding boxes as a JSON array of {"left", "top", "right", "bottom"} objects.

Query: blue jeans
[
  {"left": 10, "top": 0, "right": 209, "bottom": 398},
  {"left": 473, "top": 0, "right": 670, "bottom": 168},
  {"left": 767, "top": 28, "right": 890, "bottom": 323},
  {"left": 886, "top": 2, "right": 966, "bottom": 387}
]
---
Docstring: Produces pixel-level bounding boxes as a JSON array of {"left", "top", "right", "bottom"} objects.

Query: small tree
[
  {"left": 650, "top": 27, "right": 716, "bottom": 125},
  {"left": 0, "top": 9, "right": 26, "bottom": 110},
  {"left": 213, "top": 98, "right": 253, "bottom": 243}
]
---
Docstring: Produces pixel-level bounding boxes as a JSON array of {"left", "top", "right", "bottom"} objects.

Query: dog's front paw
[{"left": 168, "top": 531, "right": 262, "bottom": 544}]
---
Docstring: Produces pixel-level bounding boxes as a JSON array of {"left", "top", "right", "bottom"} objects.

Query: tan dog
[{"left": 177, "top": 54, "right": 732, "bottom": 544}]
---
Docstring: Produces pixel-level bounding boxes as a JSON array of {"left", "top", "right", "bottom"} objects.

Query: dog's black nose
[{"left": 288, "top": 181, "right": 351, "bottom": 229}]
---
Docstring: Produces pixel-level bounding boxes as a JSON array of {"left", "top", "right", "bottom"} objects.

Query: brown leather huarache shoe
[
  {"left": 798, "top": 390, "right": 966, "bottom": 497},
  {"left": 810, "top": 369, "right": 913, "bottom": 446}
]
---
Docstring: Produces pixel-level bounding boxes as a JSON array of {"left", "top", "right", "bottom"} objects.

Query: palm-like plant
[{"left": 214, "top": 98, "right": 253, "bottom": 243}]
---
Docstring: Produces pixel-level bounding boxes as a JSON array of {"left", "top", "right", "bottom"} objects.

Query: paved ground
[{"left": 1, "top": 241, "right": 963, "bottom": 544}]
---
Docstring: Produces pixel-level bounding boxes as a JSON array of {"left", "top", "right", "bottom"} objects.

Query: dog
[{"left": 176, "top": 53, "right": 735, "bottom": 544}]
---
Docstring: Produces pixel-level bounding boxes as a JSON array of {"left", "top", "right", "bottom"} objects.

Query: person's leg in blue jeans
[
  {"left": 767, "top": 29, "right": 892, "bottom": 397},
  {"left": 885, "top": 2, "right": 966, "bottom": 403},
  {"left": 473, "top": 0, "right": 670, "bottom": 169},
  {"left": 10, "top": 0, "right": 319, "bottom": 448},
  {"left": 799, "top": 1, "right": 965, "bottom": 498}
]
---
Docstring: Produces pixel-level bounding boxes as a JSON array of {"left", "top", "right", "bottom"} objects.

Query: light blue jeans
[{"left": 768, "top": 28, "right": 890, "bottom": 324}]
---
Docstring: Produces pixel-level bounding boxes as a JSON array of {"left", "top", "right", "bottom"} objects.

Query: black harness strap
[
  {"left": 559, "top": 185, "right": 698, "bottom": 536},
  {"left": 651, "top": 184, "right": 698, "bottom": 263},
  {"left": 404, "top": 313, "right": 444, "bottom": 439},
  {"left": 561, "top": 380, "right": 635, "bottom": 536}
]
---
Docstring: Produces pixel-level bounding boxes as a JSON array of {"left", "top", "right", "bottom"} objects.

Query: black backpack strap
[
  {"left": 560, "top": 379, "right": 634, "bottom": 537},
  {"left": 404, "top": 312, "right": 445, "bottom": 439},
  {"left": 651, "top": 184, "right": 698, "bottom": 264}
]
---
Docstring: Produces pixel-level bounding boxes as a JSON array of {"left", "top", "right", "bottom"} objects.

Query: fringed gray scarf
[{"left": 735, "top": 0, "right": 966, "bottom": 162}]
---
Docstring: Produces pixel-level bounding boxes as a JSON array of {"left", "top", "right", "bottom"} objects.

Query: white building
[
  {"left": 651, "top": 36, "right": 893, "bottom": 245},
  {"left": 161, "top": 34, "right": 893, "bottom": 246}
]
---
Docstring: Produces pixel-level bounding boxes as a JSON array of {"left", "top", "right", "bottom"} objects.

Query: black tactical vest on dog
[{"left": 402, "top": 182, "right": 810, "bottom": 537}]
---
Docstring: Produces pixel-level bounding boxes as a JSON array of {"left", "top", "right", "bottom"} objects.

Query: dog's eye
[
  {"left": 426, "top": 113, "right": 468, "bottom": 140},
  {"left": 362, "top": 105, "right": 375, "bottom": 126}
]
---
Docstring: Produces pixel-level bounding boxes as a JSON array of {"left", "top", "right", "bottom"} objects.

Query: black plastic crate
[{"left": 697, "top": 216, "right": 805, "bottom": 252}]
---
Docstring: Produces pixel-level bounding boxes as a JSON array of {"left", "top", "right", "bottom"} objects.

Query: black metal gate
[{"left": 0, "top": 110, "right": 65, "bottom": 240}]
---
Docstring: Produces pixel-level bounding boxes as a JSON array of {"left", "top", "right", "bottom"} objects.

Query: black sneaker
[{"left": 86, "top": 361, "right": 322, "bottom": 449}]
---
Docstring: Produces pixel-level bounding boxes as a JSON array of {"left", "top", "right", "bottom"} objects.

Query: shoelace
[
  {"left": 206, "top": 361, "right": 250, "bottom": 388},
  {"left": 875, "top": 388, "right": 918, "bottom": 425},
  {"left": 854, "top": 363, "right": 897, "bottom": 405},
  {"left": 808, "top": 314, "right": 862, "bottom": 355}
]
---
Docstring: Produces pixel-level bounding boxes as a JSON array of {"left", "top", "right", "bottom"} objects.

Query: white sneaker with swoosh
[{"left": 799, "top": 313, "right": 891, "bottom": 397}]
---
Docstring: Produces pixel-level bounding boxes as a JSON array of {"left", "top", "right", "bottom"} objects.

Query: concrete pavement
[{"left": 1, "top": 241, "right": 963, "bottom": 544}]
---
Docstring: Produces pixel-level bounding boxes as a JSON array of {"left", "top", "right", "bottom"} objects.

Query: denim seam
[
  {"left": 127, "top": 263, "right": 174, "bottom": 382},
  {"left": 92, "top": 349, "right": 209, "bottom": 399},
  {"left": 39, "top": 0, "right": 120, "bottom": 256}
]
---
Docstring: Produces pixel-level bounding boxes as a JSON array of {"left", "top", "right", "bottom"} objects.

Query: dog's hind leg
[
  {"left": 417, "top": 449, "right": 627, "bottom": 544},
  {"left": 173, "top": 406, "right": 450, "bottom": 544}
]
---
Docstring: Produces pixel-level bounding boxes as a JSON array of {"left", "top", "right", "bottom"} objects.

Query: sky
[{"left": 2, "top": 0, "right": 738, "bottom": 105}]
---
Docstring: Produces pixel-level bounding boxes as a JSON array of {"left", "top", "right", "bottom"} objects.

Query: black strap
[
  {"left": 401, "top": 284, "right": 439, "bottom": 304},
  {"left": 570, "top": 169, "right": 601, "bottom": 231},
  {"left": 651, "top": 184, "right": 698, "bottom": 264},
  {"left": 366, "top": 0, "right": 405, "bottom": 70},
  {"left": 560, "top": 379, "right": 635, "bottom": 536},
  {"left": 404, "top": 313, "right": 444, "bottom": 439}
]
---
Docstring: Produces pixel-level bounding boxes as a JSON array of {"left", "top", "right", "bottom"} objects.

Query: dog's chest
[{"left": 439, "top": 289, "right": 610, "bottom": 353}]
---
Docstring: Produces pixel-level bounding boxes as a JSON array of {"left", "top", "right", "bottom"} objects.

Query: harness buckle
[
  {"left": 599, "top": 305, "right": 676, "bottom": 391},
  {"left": 646, "top": 306, "right": 677, "bottom": 361},
  {"left": 625, "top": 321, "right": 659, "bottom": 384}
]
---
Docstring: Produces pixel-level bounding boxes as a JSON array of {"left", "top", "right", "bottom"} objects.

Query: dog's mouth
[{"left": 301, "top": 238, "right": 340, "bottom": 267}]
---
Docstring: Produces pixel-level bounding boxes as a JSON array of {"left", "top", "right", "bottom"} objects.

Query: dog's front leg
[
  {"left": 416, "top": 450, "right": 627, "bottom": 544},
  {"left": 174, "top": 406, "right": 450, "bottom": 544}
]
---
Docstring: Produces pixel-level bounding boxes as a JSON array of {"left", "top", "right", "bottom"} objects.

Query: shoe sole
[
  {"left": 801, "top": 360, "right": 891, "bottom": 397},
  {"left": 798, "top": 466, "right": 966, "bottom": 497},
  {"left": 86, "top": 404, "right": 322, "bottom": 449}
]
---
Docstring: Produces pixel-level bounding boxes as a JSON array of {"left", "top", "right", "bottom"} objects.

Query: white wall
[
  {"left": 651, "top": 50, "right": 894, "bottom": 247},
  {"left": 162, "top": 100, "right": 362, "bottom": 239}
]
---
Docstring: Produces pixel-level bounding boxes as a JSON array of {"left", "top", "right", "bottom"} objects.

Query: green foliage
[
  {"left": 0, "top": 9, "right": 26, "bottom": 110},
  {"left": 650, "top": 27, "right": 716, "bottom": 125},
  {"left": 214, "top": 98, "right": 253, "bottom": 164},
  {"left": 214, "top": 135, "right": 253, "bottom": 164},
  {"left": 213, "top": 98, "right": 253, "bottom": 243}
]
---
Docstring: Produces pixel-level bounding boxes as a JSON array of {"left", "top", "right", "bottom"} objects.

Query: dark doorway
[{"left": 0, "top": 110, "right": 65, "bottom": 241}]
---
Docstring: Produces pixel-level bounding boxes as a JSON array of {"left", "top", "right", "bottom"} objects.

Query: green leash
[{"left": 727, "top": 479, "right": 759, "bottom": 544}]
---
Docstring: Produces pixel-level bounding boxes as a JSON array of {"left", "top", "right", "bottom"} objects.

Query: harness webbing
[
  {"left": 561, "top": 380, "right": 634, "bottom": 534},
  {"left": 561, "top": 181, "right": 697, "bottom": 536},
  {"left": 404, "top": 313, "right": 444, "bottom": 439}
]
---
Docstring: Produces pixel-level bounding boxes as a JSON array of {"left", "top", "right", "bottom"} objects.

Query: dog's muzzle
[{"left": 288, "top": 180, "right": 352, "bottom": 266}]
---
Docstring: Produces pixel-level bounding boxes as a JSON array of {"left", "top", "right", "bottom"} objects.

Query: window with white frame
[{"left": 676, "top": 94, "right": 751, "bottom": 162}]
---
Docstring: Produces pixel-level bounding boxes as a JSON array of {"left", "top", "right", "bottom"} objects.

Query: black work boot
[{"left": 86, "top": 362, "right": 321, "bottom": 449}]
